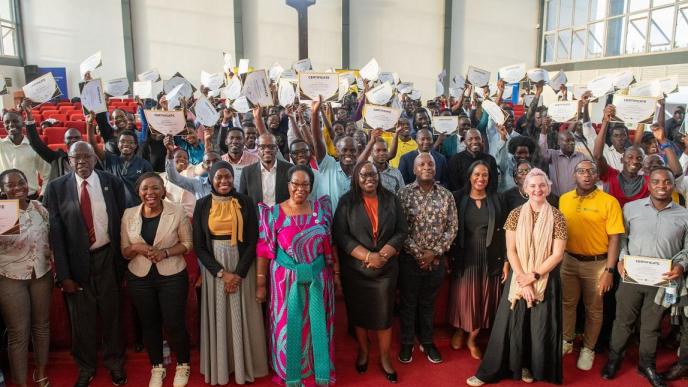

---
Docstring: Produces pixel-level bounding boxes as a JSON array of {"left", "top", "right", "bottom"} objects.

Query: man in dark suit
[
  {"left": 399, "top": 129, "right": 448, "bottom": 187},
  {"left": 239, "top": 133, "right": 292, "bottom": 206},
  {"left": 43, "top": 141, "right": 128, "bottom": 387}
]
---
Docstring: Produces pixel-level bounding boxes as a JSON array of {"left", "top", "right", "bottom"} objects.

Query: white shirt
[
  {"left": 679, "top": 153, "right": 688, "bottom": 174},
  {"left": 0, "top": 136, "right": 51, "bottom": 195},
  {"left": 260, "top": 162, "right": 277, "bottom": 207},
  {"left": 75, "top": 172, "right": 110, "bottom": 249}
]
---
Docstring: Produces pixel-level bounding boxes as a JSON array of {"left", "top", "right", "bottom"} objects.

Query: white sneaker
[
  {"left": 149, "top": 365, "right": 166, "bottom": 387},
  {"left": 577, "top": 347, "right": 595, "bottom": 371},
  {"left": 562, "top": 340, "right": 573, "bottom": 355},
  {"left": 521, "top": 368, "right": 534, "bottom": 383},
  {"left": 173, "top": 363, "right": 191, "bottom": 387},
  {"left": 466, "top": 376, "right": 485, "bottom": 386}
]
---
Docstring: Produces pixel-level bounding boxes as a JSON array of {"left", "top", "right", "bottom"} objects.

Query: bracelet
[
  {"left": 365, "top": 251, "right": 371, "bottom": 263},
  {"left": 257, "top": 274, "right": 266, "bottom": 278},
  {"left": 334, "top": 271, "right": 341, "bottom": 275}
]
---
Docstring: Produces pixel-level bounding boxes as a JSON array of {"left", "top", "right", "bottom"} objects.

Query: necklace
[{"left": 518, "top": 189, "right": 528, "bottom": 199}]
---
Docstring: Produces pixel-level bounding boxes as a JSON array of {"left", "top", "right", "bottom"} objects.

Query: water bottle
[
  {"left": 664, "top": 281, "right": 678, "bottom": 305},
  {"left": 162, "top": 340, "right": 172, "bottom": 365}
]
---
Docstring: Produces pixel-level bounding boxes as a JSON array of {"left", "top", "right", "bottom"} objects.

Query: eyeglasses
[
  {"left": 289, "top": 181, "right": 310, "bottom": 190},
  {"left": 516, "top": 168, "right": 531, "bottom": 175},
  {"left": 359, "top": 172, "right": 379, "bottom": 179},
  {"left": 575, "top": 168, "right": 598, "bottom": 175},
  {"left": 258, "top": 144, "right": 278, "bottom": 150}
]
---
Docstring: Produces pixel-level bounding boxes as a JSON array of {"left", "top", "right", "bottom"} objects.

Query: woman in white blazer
[{"left": 121, "top": 172, "right": 193, "bottom": 387}]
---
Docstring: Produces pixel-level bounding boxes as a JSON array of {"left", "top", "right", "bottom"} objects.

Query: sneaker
[
  {"left": 577, "top": 347, "right": 595, "bottom": 371},
  {"left": 398, "top": 344, "right": 413, "bottom": 363},
  {"left": 562, "top": 340, "right": 573, "bottom": 355},
  {"left": 173, "top": 363, "right": 191, "bottom": 387},
  {"left": 149, "top": 365, "right": 166, "bottom": 387},
  {"left": 521, "top": 368, "right": 534, "bottom": 383},
  {"left": 420, "top": 343, "right": 442, "bottom": 364},
  {"left": 466, "top": 376, "right": 485, "bottom": 386}
]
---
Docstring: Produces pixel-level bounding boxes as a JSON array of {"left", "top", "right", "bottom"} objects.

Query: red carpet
[{"left": 8, "top": 291, "right": 683, "bottom": 386}]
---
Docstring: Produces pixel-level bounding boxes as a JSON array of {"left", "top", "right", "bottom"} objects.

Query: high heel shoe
[
  {"left": 33, "top": 370, "right": 50, "bottom": 387},
  {"left": 382, "top": 367, "right": 398, "bottom": 383}
]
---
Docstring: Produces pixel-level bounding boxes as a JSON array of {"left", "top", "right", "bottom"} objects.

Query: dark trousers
[
  {"left": 608, "top": 282, "right": 666, "bottom": 369},
  {"left": 65, "top": 246, "right": 125, "bottom": 372},
  {"left": 398, "top": 254, "right": 445, "bottom": 345},
  {"left": 126, "top": 266, "right": 190, "bottom": 365},
  {"left": 680, "top": 313, "right": 688, "bottom": 366}
]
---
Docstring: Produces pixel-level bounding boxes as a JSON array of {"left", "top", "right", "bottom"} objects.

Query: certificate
[
  {"left": 0, "top": 77, "right": 7, "bottom": 95},
  {"left": 408, "top": 89, "right": 421, "bottom": 101},
  {"left": 280, "top": 69, "right": 297, "bottom": 82},
  {"left": 548, "top": 101, "right": 579, "bottom": 123},
  {"left": 80, "top": 51, "right": 102, "bottom": 79},
  {"left": 339, "top": 71, "right": 356, "bottom": 86},
  {"left": 138, "top": 68, "right": 161, "bottom": 82},
  {"left": 466, "top": 65, "right": 490, "bottom": 87},
  {"left": 481, "top": 100, "right": 505, "bottom": 125},
  {"left": 549, "top": 70, "right": 567, "bottom": 91},
  {"left": 0, "top": 199, "right": 20, "bottom": 236},
  {"left": 201, "top": 71, "right": 225, "bottom": 91},
  {"left": 223, "top": 51, "right": 235, "bottom": 73},
  {"left": 363, "top": 104, "right": 401, "bottom": 130},
  {"left": 224, "top": 76, "right": 242, "bottom": 100},
  {"left": 527, "top": 68, "right": 549, "bottom": 83},
  {"left": 612, "top": 95, "right": 656, "bottom": 125},
  {"left": 657, "top": 76, "right": 679, "bottom": 95},
  {"left": 238, "top": 59, "right": 250, "bottom": 75},
  {"left": 163, "top": 73, "right": 195, "bottom": 99},
  {"left": 449, "top": 86, "right": 464, "bottom": 98},
  {"left": 298, "top": 72, "right": 339, "bottom": 102},
  {"left": 623, "top": 255, "right": 672, "bottom": 288},
  {"left": 498, "top": 63, "right": 526, "bottom": 84},
  {"left": 268, "top": 62, "right": 284, "bottom": 81},
  {"left": 23, "top": 73, "right": 61, "bottom": 103},
  {"left": 360, "top": 58, "right": 380, "bottom": 81},
  {"left": 613, "top": 70, "right": 635, "bottom": 89},
  {"left": 435, "top": 80, "right": 444, "bottom": 97},
  {"left": 241, "top": 69, "right": 273, "bottom": 106},
  {"left": 365, "top": 81, "right": 393, "bottom": 105},
  {"left": 104, "top": 78, "right": 130, "bottom": 97},
  {"left": 79, "top": 79, "right": 107, "bottom": 115},
  {"left": 165, "top": 84, "right": 185, "bottom": 109},
  {"left": 193, "top": 96, "right": 220, "bottom": 127},
  {"left": 397, "top": 82, "right": 413, "bottom": 94},
  {"left": 133, "top": 80, "right": 162, "bottom": 100},
  {"left": 378, "top": 72, "right": 398, "bottom": 85},
  {"left": 293, "top": 58, "right": 312, "bottom": 73},
  {"left": 629, "top": 80, "right": 663, "bottom": 98},
  {"left": 587, "top": 74, "right": 614, "bottom": 98},
  {"left": 572, "top": 84, "right": 589, "bottom": 100},
  {"left": 337, "top": 77, "right": 349, "bottom": 100},
  {"left": 143, "top": 110, "right": 186, "bottom": 136},
  {"left": 433, "top": 116, "right": 459, "bottom": 134},
  {"left": 278, "top": 80, "right": 296, "bottom": 107},
  {"left": 451, "top": 74, "right": 466, "bottom": 88},
  {"left": 231, "top": 96, "right": 250, "bottom": 113}
]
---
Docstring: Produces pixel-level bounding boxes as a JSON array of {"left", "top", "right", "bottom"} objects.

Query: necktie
[{"left": 80, "top": 181, "right": 96, "bottom": 246}]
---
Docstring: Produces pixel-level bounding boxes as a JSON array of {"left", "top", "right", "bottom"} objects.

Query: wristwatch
[
  {"left": 604, "top": 267, "right": 615, "bottom": 274},
  {"left": 216, "top": 269, "right": 224, "bottom": 278},
  {"left": 533, "top": 272, "right": 541, "bottom": 280}
]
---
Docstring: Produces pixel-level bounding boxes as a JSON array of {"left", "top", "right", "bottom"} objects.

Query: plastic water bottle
[
  {"left": 664, "top": 281, "right": 678, "bottom": 305},
  {"left": 162, "top": 340, "right": 172, "bottom": 365}
]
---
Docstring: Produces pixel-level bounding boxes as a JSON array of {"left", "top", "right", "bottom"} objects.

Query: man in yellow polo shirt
[
  {"left": 559, "top": 159, "right": 624, "bottom": 371},
  {"left": 382, "top": 120, "right": 417, "bottom": 168}
]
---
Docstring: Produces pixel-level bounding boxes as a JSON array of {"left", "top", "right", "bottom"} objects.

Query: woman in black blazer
[
  {"left": 333, "top": 161, "right": 408, "bottom": 383},
  {"left": 448, "top": 160, "right": 509, "bottom": 360}
]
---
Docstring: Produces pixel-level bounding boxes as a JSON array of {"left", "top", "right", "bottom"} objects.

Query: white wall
[
  {"left": 349, "top": 0, "right": 445, "bottom": 101},
  {"left": 131, "top": 0, "right": 234, "bottom": 87},
  {"left": 21, "top": 0, "right": 127, "bottom": 98},
  {"left": 0, "top": 64, "right": 25, "bottom": 110},
  {"left": 450, "top": 0, "right": 539, "bottom": 85},
  {"left": 242, "top": 0, "right": 342, "bottom": 73}
]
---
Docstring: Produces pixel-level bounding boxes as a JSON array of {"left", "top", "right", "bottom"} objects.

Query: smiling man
[{"left": 447, "top": 129, "right": 498, "bottom": 192}]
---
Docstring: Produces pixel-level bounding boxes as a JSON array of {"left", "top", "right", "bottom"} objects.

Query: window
[
  {"left": 0, "top": 0, "right": 18, "bottom": 58},
  {"left": 542, "top": 0, "right": 685, "bottom": 64}
]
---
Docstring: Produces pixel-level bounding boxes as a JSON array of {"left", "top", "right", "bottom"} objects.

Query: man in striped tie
[{"left": 43, "top": 141, "right": 127, "bottom": 387}]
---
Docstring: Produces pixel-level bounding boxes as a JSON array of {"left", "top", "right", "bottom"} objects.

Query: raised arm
[
  {"left": 525, "top": 81, "right": 544, "bottom": 123},
  {"left": 21, "top": 99, "right": 58, "bottom": 162},
  {"left": 252, "top": 105, "right": 267, "bottom": 136},
  {"left": 653, "top": 125, "right": 683, "bottom": 177},
  {"left": 94, "top": 111, "right": 115, "bottom": 143},
  {"left": 164, "top": 135, "right": 201, "bottom": 194},
  {"left": 594, "top": 105, "right": 613, "bottom": 177},
  {"left": 387, "top": 123, "right": 404, "bottom": 161},
  {"left": 86, "top": 113, "right": 105, "bottom": 161},
  {"left": 356, "top": 128, "right": 381, "bottom": 164},
  {"left": 311, "top": 96, "right": 326, "bottom": 163},
  {"left": 495, "top": 79, "right": 506, "bottom": 106}
]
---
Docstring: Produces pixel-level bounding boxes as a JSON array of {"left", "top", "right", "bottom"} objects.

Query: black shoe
[
  {"left": 601, "top": 359, "right": 621, "bottom": 380},
  {"left": 74, "top": 369, "right": 95, "bottom": 387},
  {"left": 134, "top": 342, "right": 144, "bottom": 352},
  {"left": 110, "top": 369, "right": 127, "bottom": 386},
  {"left": 420, "top": 343, "right": 442, "bottom": 364},
  {"left": 382, "top": 367, "right": 398, "bottom": 383},
  {"left": 355, "top": 360, "right": 368, "bottom": 374},
  {"left": 397, "top": 344, "right": 413, "bottom": 364},
  {"left": 662, "top": 362, "right": 688, "bottom": 381},
  {"left": 637, "top": 367, "right": 667, "bottom": 387}
]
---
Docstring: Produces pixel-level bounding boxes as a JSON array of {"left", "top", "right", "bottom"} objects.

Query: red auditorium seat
[
  {"left": 0, "top": 128, "right": 6, "bottom": 138},
  {"left": 57, "top": 101, "right": 72, "bottom": 107},
  {"left": 44, "top": 126, "right": 68, "bottom": 144},
  {"left": 42, "top": 109, "right": 59, "bottom": 117},
  {"left": 48, "top": 143, "right": 68, "bottom": 152},
  {"left": 66, "top": 121, "right": 86, "bottom": 133},
  {"left": 70, "top": 114, "right": 85, "bottom": 121}
]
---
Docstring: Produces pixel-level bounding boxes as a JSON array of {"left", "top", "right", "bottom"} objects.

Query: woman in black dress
[
  {"left": 503, "top": 160, "right": 559, "bottom": 212},
  {"left": 466, "top": 168, "right": 567, "bottom": 386},
  {"left": 449, "top": 160, "right": 509, "bottom": 360},
  {"left": 333, "top": 161, "right": 408, "bottom": 383}
]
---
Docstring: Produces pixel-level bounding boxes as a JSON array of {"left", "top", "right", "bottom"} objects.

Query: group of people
[{"left": 0, "top": 64, "right": 687, "bottom": 387}]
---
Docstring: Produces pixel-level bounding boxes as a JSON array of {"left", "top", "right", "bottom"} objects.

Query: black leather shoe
[
  {"left": 637, "top": 367, "right": 667, "bottom": 387},
  {"left": 601, "top": 360, "right": 621, "bottom": 380},
  {"left": 662, "top": 362, "right": 688, "bottom": 381},
  {"left": 420, "top": 343, "right": 442, "bottom": 364},
  {"left": 110, "top": 369, "right": 127, "bottom": 386},
  {"left": 398, "top": 344, "right": 413, "bottom": 364},
  {"left": 74, "top": 369, "right": 95, "bottom": 387},
  {"left": 382, "top": 367, "right": 398, "bottom": 383},
  {"left": 355, "top": 360, "right": 368, "bottom": 374}
]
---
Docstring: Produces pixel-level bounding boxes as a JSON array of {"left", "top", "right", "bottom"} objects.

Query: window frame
[{"left": 0, "top": 0, "right": 23, "bottom": 66}]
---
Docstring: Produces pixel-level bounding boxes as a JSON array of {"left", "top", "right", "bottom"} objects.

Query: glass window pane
[
  {"left": 609, "top": 0, "right": 627, "bottom": 16},
  {"left": 675, "top": 6, "right": 688, "bottom": 48},
  {"left": 546, "top": 0, "right": 559, "bottom": 31},
  {"left": 574, "top": 0, "right": 589, "bottom": 25},
  {"left": 606, "top": 17, "right": 625, "bottom": 55},
  {"left": 558, "top": 29, "right": 572, "bottom": 59},
  {"left": 560, "top": 0, "right": 575, "bottom": 28},
  {"left": 572, "top": 29, "right": 586, "bottom": 59},
  {"left": 0, "top": 0, "right": 11, "bottom": 21},
  {"left": 590, "top": 0, "right": 607, "bottom": 21},
  {"left": 1, "top": 27, "right": 15, "bottom": 57},
  {"left": 629, "top": 0, "right": 650, "bottom": 12},
  {"left": 626, "top": 16, "right": 648, "bottom": 53},
  {"left": 650, "top": 7, "right": 674, "bottom": 51},
  {"left": 588, "top": 21, "right": 605, "bottom": 57},
  {"left": 653, "top": 0, "right": 674, "bottom": 7},
  {"left": 544, "top": 34, "right": 556, "bottom": 62}
]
